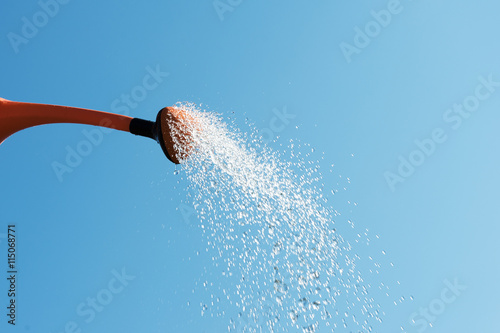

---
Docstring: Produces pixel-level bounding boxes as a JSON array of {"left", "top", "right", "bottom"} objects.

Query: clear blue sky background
[{"left": 1, "top": 0, "right": 500, "bottom": 332}]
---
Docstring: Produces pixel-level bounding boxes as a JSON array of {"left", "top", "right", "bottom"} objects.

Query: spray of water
[{"left": 168, "top": 103, "right": 389, "bottom": 332}]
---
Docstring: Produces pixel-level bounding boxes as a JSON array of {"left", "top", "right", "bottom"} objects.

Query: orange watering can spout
[
  {"left": 0, "top": 97, "right": 132, "bottom": 145},
  {"left": 0, "top": 98, "right": 199, "bottom": 164}
]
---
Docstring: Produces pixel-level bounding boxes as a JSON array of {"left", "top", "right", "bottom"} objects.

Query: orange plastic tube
[{"left": 0, "top": 97, "right": 133, "bottom": 145}]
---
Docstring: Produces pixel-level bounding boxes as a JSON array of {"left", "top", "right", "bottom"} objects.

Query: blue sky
[{"left": 1, "top": 0, "right": 500, "bottom": 332}]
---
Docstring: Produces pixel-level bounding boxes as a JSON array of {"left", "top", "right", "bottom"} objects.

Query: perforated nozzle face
[{"left": 155, "top": 106, "right": 198, "bottom": 164}]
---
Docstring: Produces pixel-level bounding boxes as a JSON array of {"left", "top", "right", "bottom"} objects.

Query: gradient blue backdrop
[{"left": 1, "top": 0, "right": 500, "bottom": 332}]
